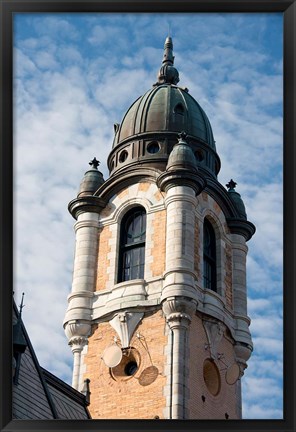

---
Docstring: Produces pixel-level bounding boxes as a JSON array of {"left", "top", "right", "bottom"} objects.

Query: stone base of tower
[
  {"left": 82, "top": 309, "right": 168, "bottom": 419},
  {"left": 81, "top": 309, "right": 241, "bottom": 420}
]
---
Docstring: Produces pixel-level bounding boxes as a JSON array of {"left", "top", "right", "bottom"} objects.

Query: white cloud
[
  {"left": 252, "top": 337, "right": 283, "bottom": 358},
  {"left": 34, "top": 51, "right": 59, "bottom": 70},
  {"left": 250, "top": 316, "right": 282, "bottom": 339},
  {"left": 33, "top": 16, "right": 79, "bottom": 41}
]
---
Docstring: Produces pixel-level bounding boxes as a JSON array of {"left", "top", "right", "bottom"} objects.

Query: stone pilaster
[
  {"left": 64, "top": 211, "right": 101, "bottom": 389},
  {"left": 162, "top": 296, "right": 197, "bottom": 419},
  {"left": 64, "top": 212, "right": 100, "bottom": 324},
  {"left": 161, "top": 185, "right": 199, "bottom": 302},
  {"left": 231, "top": 233, "right": 252, "bottom": 371},
  {"left": 65, "top": 319, "right": 91, "bottom": 390},
  {"left": 68, "top": 336, "right": 88, "bottom": 390}
]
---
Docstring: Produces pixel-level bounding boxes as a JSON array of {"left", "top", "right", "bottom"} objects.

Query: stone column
[
  {"left": 69, "top": 336, "right": 88, "bottom": 390},
  {"left": 64, "top": 211, "right": 100, "bottom": 389},
  {"left": 232, "top": 234, "right": 248, "bottom": 315},
  {"left": 65, "top": 321, "right": 91, "bottom": 390},
  {"left": 231, "top": 233, "right": 252, "bottom": 371},
  {"left": 64, "top": 212, "right": 100, "bottom": 324},
  {"left": 161, "top": 186, "right": 198, "bottom": 302},
  {"left": 162, "top": 297, "right": 196, "bottom": 419}
]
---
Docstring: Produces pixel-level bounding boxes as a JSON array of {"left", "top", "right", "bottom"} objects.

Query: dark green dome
[
  {"left": 107, "top": 37, "right": 220, "bottom": 178},
  {"left": 77, "top": 158, "right": 105, "bottom": 197},
  {"left": 167, "top": 133, "right": 198, "bottom": 172},
  {"left": 226, "top": 179, "right": 247, "bottom": 220},
  {"left": 112, "top": 84, "right": 215, "bottom": 150}
]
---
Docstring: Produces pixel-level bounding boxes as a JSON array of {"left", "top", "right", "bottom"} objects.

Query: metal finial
[
  {"left": 226, "top": 179, "right": 237, "bottom": 191},
  {"left": 89, "top": 157, "right": 100, "bottom": 169},
  {"left": 19, "top": 292, "right": 25, "bottom": 317},
  {"left": 162, "top": 36, "right": 174, "bottom": 65},
  {"left": 156, "top": 36, "right": 180, "bottom": 85}
]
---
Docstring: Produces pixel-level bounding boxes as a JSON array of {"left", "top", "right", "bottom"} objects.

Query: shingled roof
[{"left": 12, "top": 301, "right": 91, "bottom": 420}]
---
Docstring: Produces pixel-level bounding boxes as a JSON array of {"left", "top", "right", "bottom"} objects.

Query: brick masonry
[
  {"left": 187, "top": 314, "right": 240, "bottom": 419},
  {"left": 83, "top": 310, "right": 168, "bottom": 419},
  {"left": 72, "top": 181, "right": 247, "bottom": 418},
  {"left": 151, "top": 209, "right": 166, "bottom": 277},
  {"left": 96, "top": 226, "right": 112, "bottom": 291}
]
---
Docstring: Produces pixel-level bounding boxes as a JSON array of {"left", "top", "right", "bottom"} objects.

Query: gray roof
[{"left": 12, "top": 302, "right": 91, "bottom": 420}]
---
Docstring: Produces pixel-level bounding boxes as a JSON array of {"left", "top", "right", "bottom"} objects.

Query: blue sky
[{"left": 13, "top": 13, "right": 283, "bottom": 419}]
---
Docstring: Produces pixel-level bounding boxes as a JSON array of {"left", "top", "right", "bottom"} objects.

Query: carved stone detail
[
  {"left": 162, "top": 296, "right": 197, "bottom": 330},
  {"left": 65, "top": 320, "right": 91, "bottom": 354},
  {"left": 64, "top": 320, "right": 91, "bottom": 339},
  {"left": 109, "top": 311, "right": 144, "bottom": 348},
  {"left": 234, "top": 342, "right": 253, "bottom": 374},
  {"left": 68, "top": 336, "right": 88, "bottom": 353},
  {"left": 202, "top": 318, "right": 226, "bottom": 360}
]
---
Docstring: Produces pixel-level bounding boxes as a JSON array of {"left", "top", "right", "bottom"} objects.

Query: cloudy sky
[{"left": 13, "top": 13, "right": 283, "bottom": 419}]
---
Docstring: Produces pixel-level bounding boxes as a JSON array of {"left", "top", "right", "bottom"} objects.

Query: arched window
[
  {"left": 174, "top": 103, "right": 185, "bottom": 115},
  {"left": 203, "top": 219, "right": 217, "bottom": 291},
  {"left": 118, "top": 207, "right": 146, "bottom": 282}
]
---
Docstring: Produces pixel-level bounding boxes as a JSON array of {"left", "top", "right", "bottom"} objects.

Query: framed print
[{"left": 1, "top": 1, "right": 295, "bottom": 431}]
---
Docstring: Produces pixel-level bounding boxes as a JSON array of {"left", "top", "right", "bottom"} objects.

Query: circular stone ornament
[
  {"left": 225, "top": 362, "right": 240, "bottom": 385},
  {"left": 102, "top": 345, "right": 123, "bottom": 368}
]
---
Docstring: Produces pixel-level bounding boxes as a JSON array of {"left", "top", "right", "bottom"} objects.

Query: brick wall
[
  {"left": 187, "top": 314, "right": 240, "bottom": 419},
  {"left": 96, "top": 226, "right": 112, "bottom": 291},
  {"left": 151, "top": 210, "right": 166, "bottom": 277},
  {"left": 83, "top": 310, "right": 168, "bottom": 419}
]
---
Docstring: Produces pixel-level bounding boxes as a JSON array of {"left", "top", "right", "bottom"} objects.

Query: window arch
[
  {"left": 118, "top": 207, "right": 146, "bottom": 283},
  {"left": 203, "top": 218, "right": 217, "bottom": 291}
]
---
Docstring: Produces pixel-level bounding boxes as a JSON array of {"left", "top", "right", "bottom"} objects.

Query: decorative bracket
[
  {"left": 109, "top": 311, "right": 144, "bottom": 348},
  {"left": 202, "top": 318, "right": 226, "bottom": 360}
]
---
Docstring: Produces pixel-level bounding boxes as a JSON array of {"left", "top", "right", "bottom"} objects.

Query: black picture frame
[{"left": 1, "top": 1, "right": 295, "bottom": 431}]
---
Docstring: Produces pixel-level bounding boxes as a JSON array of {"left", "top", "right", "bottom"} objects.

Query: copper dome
[
  {"left": 112, "top": 84, "right": 215, "bottom": 150},
  {"left": 107, "top": 37, "right": 220, "bottom": 177}
]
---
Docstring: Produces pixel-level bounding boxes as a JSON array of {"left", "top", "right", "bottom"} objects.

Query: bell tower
[{"left": 63, "top": 37, "right": 255, "bottom": 419}]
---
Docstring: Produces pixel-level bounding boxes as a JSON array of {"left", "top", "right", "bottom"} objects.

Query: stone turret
[{"left": 64, "top": 36, "right": 255, "bottom": 420}]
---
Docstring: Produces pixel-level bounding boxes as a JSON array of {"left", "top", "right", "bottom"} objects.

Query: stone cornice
[
  {"left": 156, "top": 169, "right": 207, "bottom": 195},
  {"left": 226, "top": 218, "right": 256, "bottom": 241},
  {"left": 68, "top": 196, "right": 107, "bottom": 220}
]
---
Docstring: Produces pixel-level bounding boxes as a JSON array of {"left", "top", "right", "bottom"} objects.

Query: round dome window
[
  {"left": 119, "top": 150, "right": 128, "bottom": 163},
  {"left": 147, "top": 142, "right": 160, "bottom": 154}
]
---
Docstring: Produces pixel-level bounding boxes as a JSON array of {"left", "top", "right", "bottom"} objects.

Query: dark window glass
[
  {"left": 174, "top": 103, "right": 184, "bottom": 115},
  {"left": 118, "top": 208, "right": 146, "bottom": 282},
  {"left": 147, "top": 142, "right": 160, "bottom": 154},
  {"left": 203, "top": 219, "right": 217, "bottom": 291}
]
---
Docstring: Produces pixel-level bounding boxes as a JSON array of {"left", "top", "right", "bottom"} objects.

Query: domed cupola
[
  {"left": 166, "top": 131, "right": 198, "bottom": 172},
  {"left": 78, "top": 158, "right": 105, "bottom": 197},
  {"left": 226, "top": 179, "right": 247, "bottom": 220},
  {"left": 107, "top": 37, "right": 220, "bottom": 178}
]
